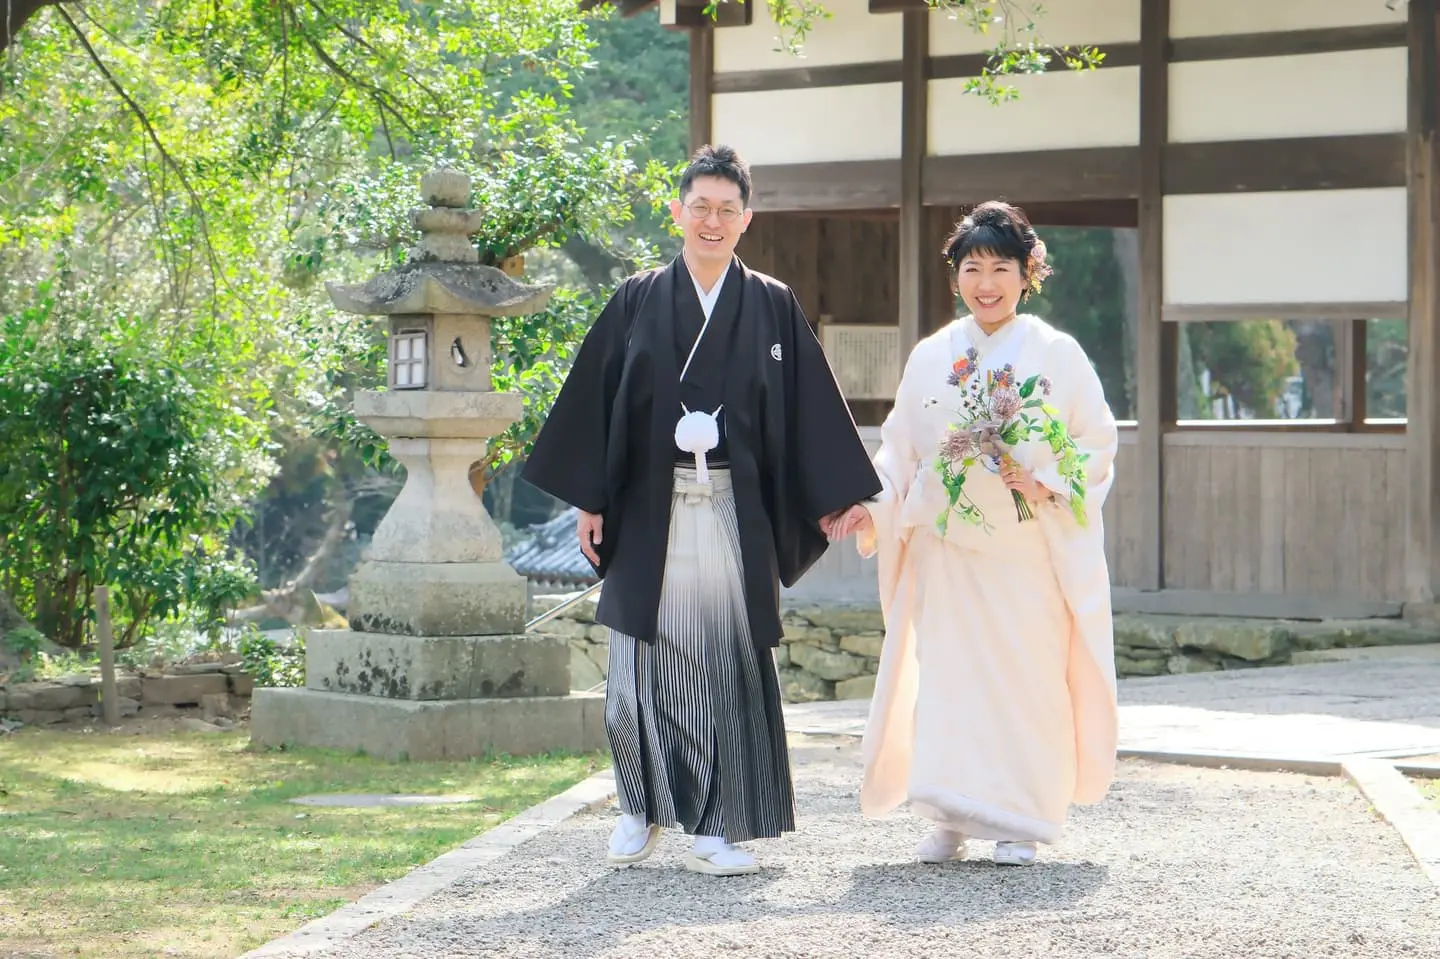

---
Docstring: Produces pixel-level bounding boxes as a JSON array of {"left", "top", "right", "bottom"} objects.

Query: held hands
[
  {"left": 577, "top": 510, "right": 603, "bottom": 565},
  {"left": 820, "top": 504, "right": 873, "bottom": 542}
]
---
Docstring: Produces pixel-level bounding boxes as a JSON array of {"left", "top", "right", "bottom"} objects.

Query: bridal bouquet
[{"left": 926, "top": 348, "right": 1090, "bottom": 534}]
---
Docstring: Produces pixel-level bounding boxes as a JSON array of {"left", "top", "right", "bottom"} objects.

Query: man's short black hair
[{"left": 678, "top": 144, "right": 752, "bottom": 206}]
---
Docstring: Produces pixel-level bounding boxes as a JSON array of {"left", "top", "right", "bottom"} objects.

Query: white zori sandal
[
  {"left": 992, "top": 841, "right": 1038, "bottom": 866},
  {"left": 685, "top": 836, "right": 760, "bottom": 876},
  {"left": 607, "top": 813, "right": 662, "bottom": 866}
]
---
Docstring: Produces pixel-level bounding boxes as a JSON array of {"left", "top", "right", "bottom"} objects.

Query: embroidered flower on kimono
[
  {"left": 991, "top": 387, "right": 1022, "bottom": 421},
  {"left": 950, "top": 358, "right": 976, "bottom": 385}
]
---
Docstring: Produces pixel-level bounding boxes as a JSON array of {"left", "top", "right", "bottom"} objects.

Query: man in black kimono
[{"left": 523, "top": 145, "right": 881, "bottom": 876}]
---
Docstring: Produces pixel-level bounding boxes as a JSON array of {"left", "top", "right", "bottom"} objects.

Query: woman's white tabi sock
[{"left": 915, "top": 827, "right": 969, "bottom": 863}]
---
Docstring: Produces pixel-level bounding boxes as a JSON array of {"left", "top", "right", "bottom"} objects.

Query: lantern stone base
[
  {"left": 347, "top": 561, "right": 527, "bottom": 636},
  {"left": 249, "top": 687, "right": 608, "bottom": 761},
  {"left": 304, "top": 630, "right": 569, "bottom": 700}
]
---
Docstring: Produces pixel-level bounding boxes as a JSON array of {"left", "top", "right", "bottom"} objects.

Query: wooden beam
[
  {"left": 898, "top": 9, "right": 927, "bottom": 362},
  {"left": 712, "top": 61, "right": 902, "bottom": 94},
  {"left": 1135, "top": 0, "right": 1169, "bottom": 592},
  {"left": 1165, "top": 134, "right": 1406, "bottom": 195},
  {"left": 688, "top": 27, "right": 713, "bottom": 154},
  {"left": 930, "top": 44, "right": 1141, "bottom": 81},
  {"left": 664, "top": 0, "right": 752, "bottom": 28},
  {"left": 1406, "top": 0, "right": 1440, "bottom": 603},
  {"left": 924, "top": 147, "right": 1139, "bottom": 205},
  {"left": 1003, "top": 199, "right": 1139, "bottom": 228},
  {"left": 1350, "top": 319, "right": 1370, "bottom": 426},
  {"left": 1169, "top": 23, "right": 1406, "bottom": 63},
  {"left": 1163, "top": 302, "right": 1408, "bottom": 322},
  {"left": 748, "top": 160, "right": 903, "bottom": 211}
]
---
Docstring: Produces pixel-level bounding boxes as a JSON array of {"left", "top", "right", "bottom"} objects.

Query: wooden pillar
[
  {"left": 897, "top": 9, "right": 929, "bottom": 361},
  {"left": 688, "top": 27, "right": 714, "bottom": 154},
  {"left": 1134, "top": 0, "right": 1171, "bottom": 591},
  {"left": 1406, "top": 0, "right": 1440, "bottom": 602}
]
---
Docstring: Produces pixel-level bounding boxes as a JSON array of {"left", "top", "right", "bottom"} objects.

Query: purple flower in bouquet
[
  {"left": 991, "top": 387, "right": 1022, "bottom": 421},
  {"left": 939, "top": 430, "right": 979, "bottom": 463}
]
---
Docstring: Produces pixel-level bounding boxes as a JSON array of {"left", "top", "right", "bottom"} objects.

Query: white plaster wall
[
  {"left": 713, "top": 0, "right": 900, "bottom": 72},
  {"left": 1163, "top": 188, "right": 1407, "bottom": 306},
  {"left": 1168, "top": 48, "right": 1407, "bottom": 143},
  {"left": 1170, "top": 0, "right": 1406, "bottom": 38},
  {"left": 929, "top": 0, "right": 1139, "bottom": 56},
  {"left": 711, "top": 84, "right": 902, "bottom": 165},
  {"left": 928, "top": 66, "right": 1139, "bottom": 155}
]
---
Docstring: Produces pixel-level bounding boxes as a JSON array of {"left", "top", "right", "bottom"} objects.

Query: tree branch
[
  {"left": 57, "top": 5, "right": 248, "bottom": 323},
  {"left": 302, "top": 0, "right": 450, "bottom": 113},
  {"left": 284, "top": 3, "right": 421, "bottom": 139}
]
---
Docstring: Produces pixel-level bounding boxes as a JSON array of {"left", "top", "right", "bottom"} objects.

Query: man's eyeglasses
[{"left": 685, "top": 202, "right": 744, "bottom": 223}]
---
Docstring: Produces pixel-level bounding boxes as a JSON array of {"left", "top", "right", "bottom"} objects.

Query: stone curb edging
[
  {"left": 238, "top": 769, "right": 619, "bottom": 958},
  {"left": 1342, "top": 759, "right": 1440, "bottom": 892}
]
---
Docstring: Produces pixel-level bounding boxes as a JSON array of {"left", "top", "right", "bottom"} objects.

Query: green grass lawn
[{"left": 0, "top": 728, "right": 603, "bottom": 958}]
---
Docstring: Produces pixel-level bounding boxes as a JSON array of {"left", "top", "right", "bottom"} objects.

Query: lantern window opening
[{"left": 392, "top": 329, "right": 429, "bottom": 390}]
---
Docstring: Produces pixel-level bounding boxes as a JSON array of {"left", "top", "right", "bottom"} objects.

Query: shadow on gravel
[{"left": 425, "top": 855, "right": 1109, "bottom": 957}]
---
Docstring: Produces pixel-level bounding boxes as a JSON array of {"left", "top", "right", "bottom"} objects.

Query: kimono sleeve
[
  {"left": 1032, "top": 334, "right": 1119, "bottom": 509},
  {"left": 520, "top": 283, "right": 631, "bottom": 514},
  {"left": 856, "top": 343, "right": 928, "bottom": 559},
  {"left": 785, "top": 293, "right": 884, "bottom": 522}
]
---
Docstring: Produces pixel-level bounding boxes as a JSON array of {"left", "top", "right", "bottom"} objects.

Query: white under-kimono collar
[{"left": 961, "top": 313, "right": 1026, "bottom": 360}]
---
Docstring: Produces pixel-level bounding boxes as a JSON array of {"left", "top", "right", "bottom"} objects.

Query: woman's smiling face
[{"left": 955, "top": 250, "right": 1023, "bottom": 327}]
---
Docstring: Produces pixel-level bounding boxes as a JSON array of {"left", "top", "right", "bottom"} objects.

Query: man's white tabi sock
[
  {"left": 609, "top": 812, "right": 653, "bottom": 858},
  {"left": 691, "top": 835, "right": 756, "bottom": 868}
]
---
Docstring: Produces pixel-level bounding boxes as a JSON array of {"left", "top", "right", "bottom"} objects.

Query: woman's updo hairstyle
[{"left": 941, "top": 200, "right": 1052, "bottom": 300}]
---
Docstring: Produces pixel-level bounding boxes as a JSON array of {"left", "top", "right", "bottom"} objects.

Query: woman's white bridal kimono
[{"left": 857, "top": 313, "right": 1120, "bottom": 843}]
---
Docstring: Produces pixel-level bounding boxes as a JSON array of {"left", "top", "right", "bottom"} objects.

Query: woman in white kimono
[{"left": 826, "top": 201, "right": 1120, "bottom": 866}]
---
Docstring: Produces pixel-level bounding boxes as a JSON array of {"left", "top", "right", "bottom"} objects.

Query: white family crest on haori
[{"left": 770, "top": 343, "right": 782, "bottom": 361}]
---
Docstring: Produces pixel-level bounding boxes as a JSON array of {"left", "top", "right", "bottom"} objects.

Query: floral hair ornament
[{"left": 1024, "top": 239, "right": 1053, "bottom": 298}]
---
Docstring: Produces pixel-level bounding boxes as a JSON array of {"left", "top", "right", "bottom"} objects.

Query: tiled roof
[{"left": 506, "top": 508, "right": 599, "bottom": 586}]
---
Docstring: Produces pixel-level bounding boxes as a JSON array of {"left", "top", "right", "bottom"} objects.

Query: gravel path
[{"left": 305, "top": 738, "right": 1438, "bottom": 959}]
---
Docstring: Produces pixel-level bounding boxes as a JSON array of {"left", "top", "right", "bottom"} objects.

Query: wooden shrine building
[{"left": 589, "top": 0, "right": 1440, "bottom": 621}]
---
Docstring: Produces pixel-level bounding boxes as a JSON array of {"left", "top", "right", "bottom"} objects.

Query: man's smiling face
[{"left": 670, "top": 174, "right": 752, "bottom": 269}]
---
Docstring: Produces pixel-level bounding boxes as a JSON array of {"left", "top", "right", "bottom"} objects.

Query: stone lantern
[{"left": 251, "top": 170, "right": 606, "bottom": 760}]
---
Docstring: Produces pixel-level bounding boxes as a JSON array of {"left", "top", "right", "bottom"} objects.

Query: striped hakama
[{"left": 605, "top": 466, "right": 796, "bottom": 843}]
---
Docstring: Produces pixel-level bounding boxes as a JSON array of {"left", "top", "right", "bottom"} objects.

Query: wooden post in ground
[{"left": 93, "top": 586, "right": 120, "bottom": 727}]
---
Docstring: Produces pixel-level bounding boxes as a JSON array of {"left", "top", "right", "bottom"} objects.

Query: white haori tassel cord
[
  {"left": 675, "top": 307, "right": 723, "bottom": 485},
  {"left": 675, "top": 403, "right": 722, "bottom": 484}
]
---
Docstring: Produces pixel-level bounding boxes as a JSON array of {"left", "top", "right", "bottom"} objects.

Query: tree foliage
[
  {"left": 0, "top": 292, "right": 263, "bottom": 648},
  {"left": 726, "top": 0, "right": 1103, "bottom": 101},
  {"left": 0, "top": 0, "right": 676, "bottom": 638}
]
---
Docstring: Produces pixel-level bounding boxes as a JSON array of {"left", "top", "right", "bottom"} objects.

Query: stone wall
[
  {"left": 533, "top": 593, "right": 1440, "bottom": 703},
  {"left": 0, "top": 663, "right": 253, "bottom": 728},
  {"left": 533, "top": 595, "right": 885, "bottom": 703},
  {"left": 1113, "top": 615, "right": 1440, "bottom": 675}
]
